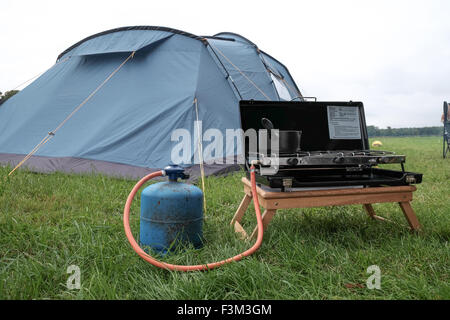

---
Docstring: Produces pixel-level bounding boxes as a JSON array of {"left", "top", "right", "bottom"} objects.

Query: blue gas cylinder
[{"left": 140, "top": 165, "right": 204, "bottom": 252}]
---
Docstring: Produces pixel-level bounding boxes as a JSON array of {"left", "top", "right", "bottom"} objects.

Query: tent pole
[{"left": 194, "top": 98, "right": 207, "bottom": 215}]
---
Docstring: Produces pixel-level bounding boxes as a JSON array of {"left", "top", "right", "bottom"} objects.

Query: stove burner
[
  {"left": 246, "top": 149, "right": 420, "bottom": 190},
  {"left": 249, "top": 149, "right": 406, "bottom": 170},
  {"left": 275, "top": 150, "right": 396, "bottom": 157}
]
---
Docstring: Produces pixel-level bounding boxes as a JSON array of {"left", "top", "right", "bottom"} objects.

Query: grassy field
[{"left": 0, "top": 136, "right": 449, "bottom": 300}]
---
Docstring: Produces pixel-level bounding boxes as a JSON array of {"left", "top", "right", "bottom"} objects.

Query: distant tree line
[
  {"left": 0, "top": 90, "right": 19, "bottom": 106},
  {"left": 367, "top": 125, "right": 442, "bottom": 137}
]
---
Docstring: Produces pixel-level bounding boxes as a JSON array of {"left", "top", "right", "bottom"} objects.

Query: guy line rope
[
  {"left": 5, "top": 42, "right": 295, "bottom": 193},
  {"left": 207, "top": 40, "right": 302, "bottom": 101},
  {"left": 9, "top": 56, "right": 71, "bottom": 92},
  {"left": 257, "top": 49, "right": 303, "bottom": 100},
  {"left": 7, "top": 51, "right": 136, "bottom": 177},
  {"left": 206, "top": 42, "right": 272, "bottom": 100}
]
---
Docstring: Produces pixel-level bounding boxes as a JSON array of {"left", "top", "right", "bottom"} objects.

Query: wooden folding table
[{"left": 231, "top": 177, "right": 421, "bottom": 240}]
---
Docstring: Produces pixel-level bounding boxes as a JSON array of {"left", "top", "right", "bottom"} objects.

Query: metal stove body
[{"left": 239, "top": 100, "right": 422, "bottom": 191}]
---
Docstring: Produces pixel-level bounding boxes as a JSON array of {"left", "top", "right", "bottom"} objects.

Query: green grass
[{"left": 0, "top": 136, "right": 449, "bottom": 299}]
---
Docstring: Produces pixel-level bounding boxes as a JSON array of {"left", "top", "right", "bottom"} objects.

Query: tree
[
  {"left": 367, "top": 125, "right": 442, "bottom": 137},
  {"left": 0, "top": 90, "right": 19, "bottom": 106}
]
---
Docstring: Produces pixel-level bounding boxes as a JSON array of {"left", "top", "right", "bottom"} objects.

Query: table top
[{"left": 242, "top": 177, "right": 417, "bottom": 199}]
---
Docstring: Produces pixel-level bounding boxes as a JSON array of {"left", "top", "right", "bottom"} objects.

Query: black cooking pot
[{"left": 261, "top": 118, "right": 302, "bottom": 154}]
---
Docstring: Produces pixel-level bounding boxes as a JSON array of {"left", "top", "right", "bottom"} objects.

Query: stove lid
[{"left": 239, "top": 100, "right": 369, "bottom": 157}]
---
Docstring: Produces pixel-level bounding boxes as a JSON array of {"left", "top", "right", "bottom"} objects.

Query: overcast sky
[{"left": 1, "top": 0, "right": 449, "bottom": 128}]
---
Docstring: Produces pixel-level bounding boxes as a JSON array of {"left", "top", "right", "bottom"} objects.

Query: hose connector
[{"left": 163, "top": 165, "right": 189, "bottom": 181}]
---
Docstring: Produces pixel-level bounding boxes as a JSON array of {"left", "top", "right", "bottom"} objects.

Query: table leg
[
  {"left": 399, "top": 201, "right": 421, "bottom": 231},
  {"left": 231, "top": 193, "right": 252, "bottom": 226},
  {"left": 364, "top": 204, "right": 376, "bottom": 219},
  {"left": 231, "top": 193, "right": 252, "bottom": 239},
  {"left": 363, "top": 204, "right": 389, "bottom": 222},
  {"left": 250, "top": 209, "right": 277, "bottom": 240}
]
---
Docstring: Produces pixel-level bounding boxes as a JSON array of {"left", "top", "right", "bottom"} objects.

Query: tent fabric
[
  {"left": 0, "top": 153, "right": 241, "bottom": 180},
  {"left": 58, "top": 30, "right": 174, "bottom": 59},
  {"left": 207, "top": 38, "right": 278, "bottom": 101},
  {"left": 0, "top": 26, "right": 301, "bottom": 179},
  {"left": 214, "top": 32, "right": 302, "bottom": 100},
  {"left": 57, "top": 26, "right": 204, "bottom": 60}
]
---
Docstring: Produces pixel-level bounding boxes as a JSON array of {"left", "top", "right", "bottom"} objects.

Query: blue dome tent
[{"left": 0, "top": 26, "right": 302, "bottom": 179}]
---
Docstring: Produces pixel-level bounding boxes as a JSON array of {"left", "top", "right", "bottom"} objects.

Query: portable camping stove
[
  {"left": 240, "top": 100, "right": 423, "bottom": 191},
  {"left": 247, "top": 150, "right": 421, "bottom": 190}
]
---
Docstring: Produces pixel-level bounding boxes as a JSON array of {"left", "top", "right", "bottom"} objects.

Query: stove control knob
[
  {"left": 405, "top": 175, "right": 416, "bottom": 184},
  {"left": 287, "top": 158, "right": 299, "bottom": 166},
  {"left": 378, "top": 157, "right": 391, "bottom": 164},
  {"left": 333, "top": 156, "right": 345, "bottom": 164}
]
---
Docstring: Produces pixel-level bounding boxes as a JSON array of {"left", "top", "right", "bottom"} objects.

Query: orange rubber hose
[{"left": 123, "top": 166, "right": 264, "bottom": 271}]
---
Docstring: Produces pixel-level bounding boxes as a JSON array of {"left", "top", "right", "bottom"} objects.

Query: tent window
[{"left": 270, "top": 74, "right": 291, "bottom": 101}]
